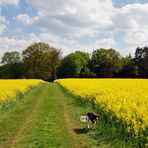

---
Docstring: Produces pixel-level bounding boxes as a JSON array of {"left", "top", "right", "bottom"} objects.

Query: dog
[{"left": 86, "top": 112, "right": 99, "bottom": 129}]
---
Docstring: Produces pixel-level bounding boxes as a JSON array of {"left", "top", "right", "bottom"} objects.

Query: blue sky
[{"left": 0, "top": 0, "right": 148, "bottom": 59}]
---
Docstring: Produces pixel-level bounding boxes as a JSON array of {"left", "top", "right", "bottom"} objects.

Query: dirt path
[
  {"left": 10, "top": 84, "right": 48, "bottom": 148},
  {"left": 52, "top": 83, "right": 88, "bottom": 148}
]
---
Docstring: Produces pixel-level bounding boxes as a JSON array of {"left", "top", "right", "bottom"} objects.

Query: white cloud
[
  {"left": 0, "top": 33, "right": 117, "bottom": 59},
  {"left": 15, "top": 11, "right": 47, "bottom": 25},
  {"left": 0, "top": 15, "right": 9, "bottom": 35},
  {"left": 113, "top": 3, "right": 148, "bottom": 31},
  {"left": 1, "top": 0, "right": 148, "bottom": 58},
  {"left": 0, "top": 0, "right": 19, "bottom": 6},
  {"left": 15, "top": 1, "right": 148, "bottom": 46},
  {"left": 113, "top": 3, "right": 148, "bottom": 46},
  {"left": 0, "top": 37, "right": 28, "bottom": 51},
  {"left": 15, "top": 14, "right": 34, "bottom": 25},
  {"left": 125, "top": 29, "right": 148, "bottom": 46},
  {"left": 16, "top": 0, "right": 115, "bottom": 37},
  {"left": 95, "top": 38, "right": 117, "bottom": 49},
  {"left": 38, "top": 33, "right": 117, "bottom": 55},
  {"left": 0, "top": 37, "right": 28, "bottom": 60}
]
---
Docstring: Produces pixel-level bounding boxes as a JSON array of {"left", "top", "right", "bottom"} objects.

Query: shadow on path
[{"left": 73, "top": 128, "right": 89, "bottom": 134}]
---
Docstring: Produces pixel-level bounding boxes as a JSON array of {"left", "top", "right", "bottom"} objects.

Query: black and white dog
[{"left": 86, "top": 112, "right": 99, "bottom": 129}]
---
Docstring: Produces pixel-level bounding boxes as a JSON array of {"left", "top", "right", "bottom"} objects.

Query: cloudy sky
[{"left": 0, "top": 0, "right": 148, "bottom": 59}]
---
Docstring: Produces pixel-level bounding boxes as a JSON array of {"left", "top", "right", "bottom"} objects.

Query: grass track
[{"left": 0, "top": 83, "right": 130, "bottom": 148}]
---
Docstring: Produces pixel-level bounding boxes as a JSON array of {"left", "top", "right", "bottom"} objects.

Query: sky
[{"left": 0, "top": 0, "right": 148, "bottom": 59}]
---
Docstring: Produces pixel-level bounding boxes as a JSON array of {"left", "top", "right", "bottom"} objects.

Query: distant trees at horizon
[{"left": 0, "top": 42, "right": 148, "bottom": 81}]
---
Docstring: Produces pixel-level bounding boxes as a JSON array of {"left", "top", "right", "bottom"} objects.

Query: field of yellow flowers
[
  {"left": 0, "top": 79, "right": 43, "bottom": 106},
  {"left": 55, "top": 78, "right": 148, "bottom": 146}
]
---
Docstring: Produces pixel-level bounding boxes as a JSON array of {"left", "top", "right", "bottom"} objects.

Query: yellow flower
[{"left": 0, "top": 79, "right": 43, "bottom": 105}]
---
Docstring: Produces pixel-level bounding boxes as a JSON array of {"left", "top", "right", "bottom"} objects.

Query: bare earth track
[
  {"left": 10, "top": 84, "right": 48, "bottom": 148},
  {"left": 53, "top": 83, "right": 88, "bottom": 148}
]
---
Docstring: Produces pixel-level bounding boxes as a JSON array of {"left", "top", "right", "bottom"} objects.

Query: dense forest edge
[{"left": 0, "top": 42, "right": 148, "bottom": 81}]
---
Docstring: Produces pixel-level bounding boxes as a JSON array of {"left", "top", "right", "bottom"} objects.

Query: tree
[
  {"left": 117, "top": 55, "right": 139, "bottom": 78},
  {"left": 57, "top": 51, "right": 90, "bottom": 78},
  {"left": 90, "top": 48, "right": 122, "bottom": 77},
  {"left": 22, "top": 42, "right": 52, "bottom": 80},
  {"left": 50, "top": 47, "right": 61, "bottom": 82},
  {"left": 143, "top": 47, "right": 148, "bottom": 78},
  {"left": 0, "top": 51, "right": 26, "bottom": 79},
  {"left": 22, "top": 42, "right": 61, "bottom": 81},
  {"left": 1, "top": 51, "right": 20, "bottom": 65},
  {"left": 134, "top": 46, "right": 148, "bottom": 78}
]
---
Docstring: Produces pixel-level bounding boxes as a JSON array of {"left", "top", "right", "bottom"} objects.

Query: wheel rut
[{"left": 10, "top": 84, "right": 48, "bottom": 148}]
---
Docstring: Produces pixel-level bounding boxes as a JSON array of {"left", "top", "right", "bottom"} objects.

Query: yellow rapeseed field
[
  {"left": 0, "top": 79, "right": 43, "bottom": 105},
  {"left": 55, "top": 78, "right": 148, "bottom": 145}
]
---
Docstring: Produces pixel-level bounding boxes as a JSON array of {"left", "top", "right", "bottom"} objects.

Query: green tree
[
  {"left": 90, "top": 48, "right": 122, "bottom": 77},
  {"left": 22, "top": 42, "right": 52, "bottom": 80},
  {"left": 0, "top": 51, "right": 26, "bottom": 79},
  {"left": 117, "top": 55, "right": 138, "bottom": 78},
  {"left": 135, "top": 46, "right": 148, "bottom": 78},
  {"left": 0, "top": 63, "right": 26, "bottom": 79},
  {"left": 50, "top": 47, "right": 61, "bottom": 82},
  {"left": 22, "top": 42, "right": 61, "bottom": 81},
  {"left": 57, "top": 51, "right": 90, "bottom": 78},
  {"left": 1, "top": 51, "right": 20, "bottom": 65}
]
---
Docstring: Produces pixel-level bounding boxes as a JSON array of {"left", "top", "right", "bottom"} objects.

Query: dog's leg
[
  {"left": 90, "top": 120, "right": 93, "bottom": 128},
  {"left": 87, "top": 119, "right": 92, "bottom": 129},
  {"left": 88, "top": 119, "right": 90, "bottom": 129},
  {"left": 86, "top": 115, "right": 90, "bottom": 129},
  {"left": 93, "top": 121, "right": 96, "bottom": 129}
]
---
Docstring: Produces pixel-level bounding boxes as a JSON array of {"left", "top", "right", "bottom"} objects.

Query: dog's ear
[{"left": 87, "top": 112, "right": 91, "bottom": 116}]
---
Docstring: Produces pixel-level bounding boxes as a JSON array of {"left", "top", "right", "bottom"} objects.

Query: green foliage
[
  {"left": 117, "top": 56, "right": 139, "bottom": 77},
  {"left": 90, "top": 48, "right": 122, "bottom": 77},
  {"left": 1, "top": 51, "right": 20, "bottom": 65},
  {"left": 0, "top": 62, "right": 27, "bottom": 79},
  {"left": 22, "top": 42, "right": 61, "bottom": 81},
  {"left": 57, "top": 51, "right": 90, "bottom": 78},
  {"left": 50, "top": 48, "right": 61, "bottom": 81},
  {"left": 0, "top": 51, "right": 26, "bottom": 79},
  {"left": 22, "top": 42, "right": 52, "bottom": 80},
  {"left": 0, "top": 43, "right": 148, "bottom": 79},
  {"left": 134, "top": 46, "right": 148, "bottom": 78}
]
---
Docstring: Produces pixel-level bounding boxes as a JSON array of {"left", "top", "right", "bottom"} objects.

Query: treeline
[{"left": 0, "top": 42, "right": 148, "bottom": 81}]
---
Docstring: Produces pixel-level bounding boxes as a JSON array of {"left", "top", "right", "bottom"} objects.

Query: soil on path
[
  {"left": 52, "top": 83, "right": 88, "bottom": 148},
  {"left": 10, "top": 84, "right": 48, "bottom": 148}
]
